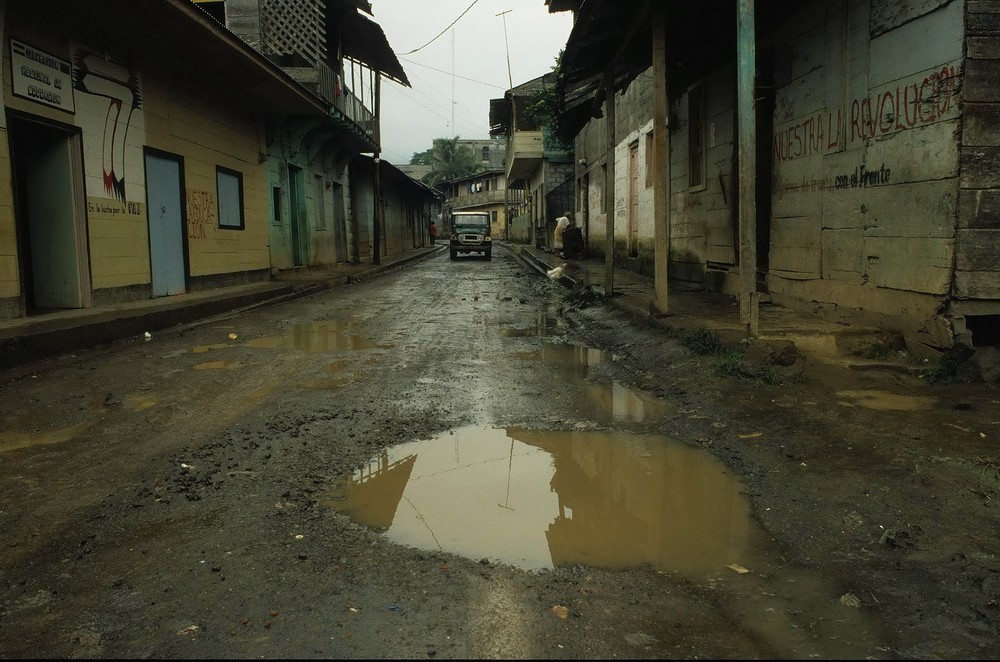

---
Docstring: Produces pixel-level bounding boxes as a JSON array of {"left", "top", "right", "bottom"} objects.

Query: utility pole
[
  {"left": 497, "top": 10, "right": 514, "bottom": 90},
  {"left": 451, "top": 29, "right": 456, "bottom": 135},
  {"left": 498, "top": 9, "right": 513, "bottom": 242}
]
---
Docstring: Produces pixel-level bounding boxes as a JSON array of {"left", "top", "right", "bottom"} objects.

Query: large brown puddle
[
  {"left": 326, "top": 425, "right": 889, "bottom": 656},
  {"left": 327, "top": 425, "right": 749, "bottom": 575}
]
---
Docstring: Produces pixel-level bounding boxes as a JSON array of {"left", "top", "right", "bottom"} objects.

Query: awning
[{"left": 339, "top": 10, "right": 410, "bottom": 86}]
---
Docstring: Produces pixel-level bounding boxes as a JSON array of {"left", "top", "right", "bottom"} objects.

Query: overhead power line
[
  {"left": 399, "top": 58, "right": 506, "bottom": 89},
  {"left": 395, "top": 0, "right": 482, "bottom": 55}
]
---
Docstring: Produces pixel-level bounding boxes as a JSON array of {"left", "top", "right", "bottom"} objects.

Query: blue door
[{"left": 144, "top": 152, "right": 186, "bottom": 296}]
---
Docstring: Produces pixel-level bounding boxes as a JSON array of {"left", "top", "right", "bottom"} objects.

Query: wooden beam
[
  {"left": 737, "top": 0, "right": 758, "bottom": 336},
  {"left": 605, "top": 90, "right": 616, "bottom": 297},
  {"left": 652, "top": 3, "right": 670, "bottom": 314}
]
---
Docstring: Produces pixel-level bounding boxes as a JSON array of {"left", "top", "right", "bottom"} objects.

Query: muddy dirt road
[{"left": 0, "top": 245, "right": 998, "bottom": 658}]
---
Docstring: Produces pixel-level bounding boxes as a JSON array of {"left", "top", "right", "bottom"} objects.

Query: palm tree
[{"left": 422, "top": 137, "right": 484, "bottom": 186}]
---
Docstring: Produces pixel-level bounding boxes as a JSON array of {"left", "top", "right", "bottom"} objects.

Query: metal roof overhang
[
  {"left": 556, "top": 0, "right": 807, "bottom": 142},
  {"left": 339, "top": 11, "right": 411, "bottom": 87},
  {"left": 556, "top": 0, "right": 653, "bottom": 141},
  {"left": 35, "top": 0, "right": 331, "bottom": 118}
]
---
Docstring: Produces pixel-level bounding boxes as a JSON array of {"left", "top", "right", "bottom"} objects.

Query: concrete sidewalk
[{"left": 509, "top": 243, "right": 911, "bottom": 372}]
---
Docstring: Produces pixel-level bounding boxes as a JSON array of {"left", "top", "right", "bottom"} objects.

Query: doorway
[
  {"left": 331, "top": 181, "right": 348, "bottom": 262},
  {"left": 288, "top": 165, "right": 306, "bottom": 267},
  {"left": 627, "top": 141, "right": 640, "bottom": 257},
  {"left": 9, "top": 115, "right": 90, "bottom": 313},
  {"left": 144, "top": 150, "right": 187, "bottom": 297}
]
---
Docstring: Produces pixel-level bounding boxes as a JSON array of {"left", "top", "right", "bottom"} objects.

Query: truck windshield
[{"left": 453, "top": 216, "right": 490, "bottom": 232}]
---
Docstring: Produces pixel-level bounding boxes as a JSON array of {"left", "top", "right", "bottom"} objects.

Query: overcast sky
[{"left": 368, "top": 0, "right": 574, "bottom": 165}]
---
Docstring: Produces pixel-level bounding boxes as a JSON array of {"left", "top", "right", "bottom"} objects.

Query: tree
[
  {"left": 520, "top": 51, "right": 570, "bottom": 151},
  {"left": 409, "top": 148, "right": 433, "bottom": 166},
  {"left": 421, "top": 137, "right": 484, "bottom": 186}
]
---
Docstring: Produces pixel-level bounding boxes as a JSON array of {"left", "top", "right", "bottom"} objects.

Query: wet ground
[{"left": 0, "top": 245, "right": 998, "bottom": 658}]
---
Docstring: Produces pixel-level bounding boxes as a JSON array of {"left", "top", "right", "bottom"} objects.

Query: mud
[{"left": 0, "top": 245, "right": 997, "bottom": 659}]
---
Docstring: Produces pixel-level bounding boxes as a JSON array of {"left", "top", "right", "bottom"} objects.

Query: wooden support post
[
  {"left": 604, "top": 91, "right": 615, "bottom": 297},
  {"left": 737, "top": 0, "right": 758, "bottom": 336},
  {"left": 652, "top": 4, "right": 670, "bottom": 314}
]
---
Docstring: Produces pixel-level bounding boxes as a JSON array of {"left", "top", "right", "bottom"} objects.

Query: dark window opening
[
  {"left": 967, "top": 315, "right": 1000, "bottom": 347},
  {"left": 272, "top": 186, "right": 281, "bottom": 223}
]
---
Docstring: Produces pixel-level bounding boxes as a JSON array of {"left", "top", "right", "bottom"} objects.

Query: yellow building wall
[
  {"left": 3, "top": 19, "right": 271, "bottom": 294},
  {"left": 142, "top": 79, "right": 269, "bottom": 279}
]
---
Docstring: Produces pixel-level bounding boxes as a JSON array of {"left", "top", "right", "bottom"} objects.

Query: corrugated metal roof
[{"left": 339, "top": 9, "right": 410, "bottom": 86}]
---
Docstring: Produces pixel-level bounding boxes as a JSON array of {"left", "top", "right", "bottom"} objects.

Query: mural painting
[{"left": 71, "top": 47, "right": 145, "bottom": 214}]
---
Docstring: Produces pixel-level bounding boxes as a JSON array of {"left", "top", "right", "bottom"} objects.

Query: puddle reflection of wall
[
  {"left": 580, "top": 381, "right": 672, "bottom": 423},
  {"left": 513, "top": 428, "right": 750, "bottom": 576},
  {"left": 335, "top": 452, "right": 417, "bottom": 530}
]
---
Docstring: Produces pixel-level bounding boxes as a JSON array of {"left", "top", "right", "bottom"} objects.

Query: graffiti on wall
[
  {"left": 773, "top": 65, "right": 960, "bottom": 163},
  {"left": 186, "top": 190, "right": 216, "bottom": 240},
  {"left": 773, "top": 109, "right": 843, "bottom": 162},
  {"left": 851, "top": 66, "right": 958, "bottom": 142},
  {"left": 833, "top": 163, "right": 892, "bottom": 190},
  {"left": 72, "top": 49, "right": 143, "bottom": 203}
]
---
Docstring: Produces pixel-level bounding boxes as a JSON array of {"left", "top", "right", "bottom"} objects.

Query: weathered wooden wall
[
  {"left": 766, "top": 0, "right": 964, "bottom": 348},
  {"left": 956, "top": 0, "right": 1000, "bottom": 338}
]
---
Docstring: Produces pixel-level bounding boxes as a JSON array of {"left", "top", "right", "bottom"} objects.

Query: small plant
[
  {"left": 920, "top": 344, "right": 975, "bottom": 385},
  {"left": 680, "top": 328, "right": 723, "bottom": 355},
  {"left": 867, "top": 343, "right": 893, "bottom": 360},
  {"left": 715, "top": 349, "right": 744, "bottom": 377}
]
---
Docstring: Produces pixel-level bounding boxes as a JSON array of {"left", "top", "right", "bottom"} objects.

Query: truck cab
[{"left": 449, "top": 211, "right": 492, "bottom": 260}]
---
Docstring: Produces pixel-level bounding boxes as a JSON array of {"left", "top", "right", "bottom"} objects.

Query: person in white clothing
[{"left": 553, "top": 211, "right": 572, "bottom": 254}]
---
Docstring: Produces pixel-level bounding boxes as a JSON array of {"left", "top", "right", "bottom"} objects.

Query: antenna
[
  {"left": 496, "top": 9, "right": 513, "bottom": 90},
  {"left": 451, "top": 28, "right": 456, "bottom": 135}
]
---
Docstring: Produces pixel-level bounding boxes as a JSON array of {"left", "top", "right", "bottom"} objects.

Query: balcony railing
[{"left": 452, "top": 189, "right": 507, "bottom": 209}]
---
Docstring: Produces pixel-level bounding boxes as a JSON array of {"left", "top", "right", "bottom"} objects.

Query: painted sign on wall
[
  {"left": 72, "top": 47, "right": 144, "bottom": 204},
  {"left": 10, "top": 38, "right": 75, "bottom": 113}
]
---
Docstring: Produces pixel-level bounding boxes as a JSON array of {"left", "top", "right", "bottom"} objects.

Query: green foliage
[
  {"left": 711, "top": 346, "right": 791, "bottom": 386},
  {"left": 521, "top": 51, "right": 566, "bottom": 150},
  {"left": 409, "top": 148, "right": 433, "bottom": 166},
  {"left": 714, "top": 349, "right": 744, "bottom": 377},
  {"left": 678, "top": 328, "right": 723, "bottom": 355},
  {"left": 421, "top": 137, "right": 485, "bottom": 186},
  {"left": 522, "top": 86, "right": 559, "bottom": 128}
]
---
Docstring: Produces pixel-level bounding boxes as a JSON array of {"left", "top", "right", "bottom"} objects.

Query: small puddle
[
  {"left": 247, "top": 320, "right": 393, "bottom": 352},
  {"left": 300, "top": 360, "right": 360, "bottom": 389},
  {"left": 193, "top": 360, "right": 244, "bottom": 370},
  {"left": 0, "top": 421, "right": 96, "bottom": 452},
  {"left": 500, "top": 313, "right": 561, "bottom": 338},
  {"left": 515, "top": 343, "right": 666, "bottom": 423},
  {"left": 127, "top": 392, "right": 158, "bottom": 411},
  {"left": 190, "top": 343, "right": 230, "bottom": 353},
  {"left": 516, "top": 342, "right": 611, "bottom": 379},
  {"left": 581, "top": 380, "right": 674, "bottom": 423},
  {"left": 326, "top": 425, "right": 749, "bottom": 575},
  {"left": 836, "top": 389, "right": 936, "bottom": 411}
]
